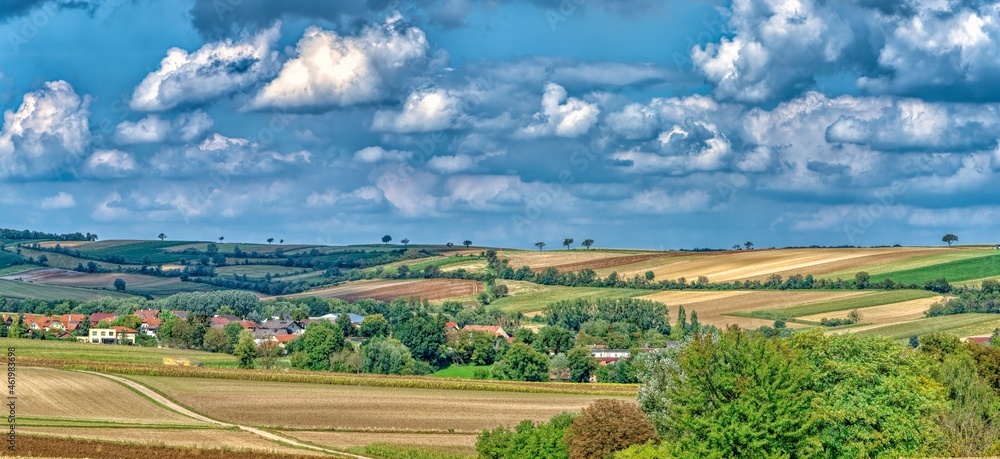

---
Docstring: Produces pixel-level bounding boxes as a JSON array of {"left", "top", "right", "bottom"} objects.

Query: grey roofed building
[{"left": 313, "top": 313, "right": 364, "bottom": 326}]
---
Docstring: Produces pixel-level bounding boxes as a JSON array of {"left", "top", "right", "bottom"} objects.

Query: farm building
[
  {"left": 312, "top": 313, "right": 364, "bottom": 326},
  {"left": 88, "top": 312, "right": 117, "bottom": 326}
]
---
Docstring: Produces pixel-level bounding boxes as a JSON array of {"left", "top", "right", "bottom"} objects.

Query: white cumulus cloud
[
  {"left": 253, "top": 13, "right": 432, "bottom": 111},
  {"left": 40, "top": 191, "right": 77, "bottom": 210},
  {"left": 518, "top": 83, "right": 599, "bottom": 138},
  {"left": 0, "top": 80, "right": 91, "bottom": 178},
  {"left": 130, "top": 25, "right": 280, "bottom": 111},
  {"left": 372, "top": 87, "right": 463, "bottom": 133}
]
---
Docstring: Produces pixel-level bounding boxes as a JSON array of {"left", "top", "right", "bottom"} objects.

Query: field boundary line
[{"left": 76, "top": 370, "right": 371, "bottom": 459}]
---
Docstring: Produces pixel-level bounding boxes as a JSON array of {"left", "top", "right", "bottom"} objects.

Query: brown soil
[{"left": 2, "top": 434, "right": 324, "bottom": 458}]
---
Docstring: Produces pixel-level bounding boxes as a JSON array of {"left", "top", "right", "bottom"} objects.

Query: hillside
[{"left": 3, "top": 231, "right": 1000, "bottom": 340}]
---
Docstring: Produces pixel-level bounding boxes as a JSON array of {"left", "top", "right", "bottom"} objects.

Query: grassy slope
[
  {"left": 855, "top": 313, "right": 1000, "bottom": 340},
  {"left": 819, "top": 249, "right": 997, "bottom": 279},
  {"left": 490, "top": 282, "right": 654, "bottom": 314},
  {"left": 869, "top": 252, "right": 1000, "bottom": 284},
  {"left": 0, "top": 278, "right": 138, "bottom": 301},
  {"left": 732, "top": 290, "right": 937, "bottom": 320}
]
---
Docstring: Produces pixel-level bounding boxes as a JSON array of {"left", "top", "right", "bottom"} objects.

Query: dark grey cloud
[{"left": 0, "top": 0, "right": 99, "bottom": 22}]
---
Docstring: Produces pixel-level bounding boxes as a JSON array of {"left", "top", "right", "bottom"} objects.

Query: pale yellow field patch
[
  {"left": 18, "top": 367, "right": 200, "bottom": 425},
  {"left": 37, "top": 241, "right": 92, "bottom": 248},
  {"left": 640, "top": 290, "right": 870, "bottom": 330},
  {"left": 804, "top": 296, "right": 945, "bottom": 329},
  {"left": 18, "top": 427, "right": 326, "bottom": 456}
]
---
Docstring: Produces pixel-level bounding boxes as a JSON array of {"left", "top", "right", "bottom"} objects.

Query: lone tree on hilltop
[
  {"left": 563, "top": 238, "right": 574, "bottom": 250},
  {"left": 158, "top": 233, "right": 167, "bottom": 241},
  {"left": 401, "top": 238, "right": 410, "bottom": 247},
  {"left": 535, "top": 242, "right": 546, "bottom": 251},
  {"left": 114, "top": 278, "right": 126, "bottom": 291},
  {"left": 446, "top": 242, "right": 454, "bottom": 247},
  {"left": 943, "top": 234, "right": 959, "bottom": 246},
  {"left": 267, "top": 238, "right": 274, "bottom": 244},
  {"left": 382, "top": 235, "right": 392, "bottom": 246},
  {"left": 582, "top": 239, "right": 594, "bottom": 250},
  {"left": 463, "top": 240, "right": 472, "bottom": 248},
  {"left": 219, "top": 236, "right": 224, "bottom": 243},
  {"left": 279, "top": 239, "right": 283, "bottom": 244},
  {"left": 745, "top": 241, "right": 754, "bottom": 250}
]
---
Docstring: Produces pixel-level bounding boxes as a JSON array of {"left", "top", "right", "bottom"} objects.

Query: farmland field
[
  {"left": 75, "top": 240, "right": 194, "bottom": 263},
  {"left": 9, "top": 338, "right": 239, "bottom": 367},
  {"left": 214, "top": 264, "right": 308, "bottom": 277},
  {"left": 595, "top": 248, "right": 945, "bottom": 282},
  {"left": 19, "top": 367, "right": 200, "bottom": 425},
  {"left": 282, "top": 430, "right": 477, "bottom": 457},
  {"left": 289, "top": 279, "right": 485, "bottom": 302},
  {"left": 7, "top": 434, "right": 327, "bottom": 459},
  {"left": 733, "top": 290, "right": 938, "bottom": 321},
  {"left": 868, "top": 252, "right": 1000, "bottom": 285},
  {"left": 0, "top": 278, "right": 137, "bottom": 301},
  {"left": 3, "top": 267, "right": 217, "bottom": 296},
  {"left": 855, "top": 313, "right": 1000, "bottom": 340},
  {"left": 16, "top": 247, "right": 120, "bottom": 271},
  {"left": 490, "top": 281, "right": 654, "bottom": 314},
  {"left": 638, "top": 290, "right": 874, "bottom": 329},
  {"left": 18, "top": 427, "right": 326, "bottom": 456},
  {"left": 799, "top": 295, "right": 944, "bottom": 327},
  {"left": 128, "top": 375, "right": 632, "bottom": 432}
]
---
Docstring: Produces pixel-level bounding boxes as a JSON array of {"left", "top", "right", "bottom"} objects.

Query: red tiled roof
[
  {"left": 143, "top": 318, "right": 162, "bottom": 328},
  {"left": 111, "top": 326, "right": 138, "bottom": 334},
  {"left": 444, "top": 322, "right": 458, "bottom": 329},
  {"left": 89, "top": 313, "right": 117, "bottom": 325},
  {"left": 135, "top": 309, "right": 160, "bottom": 321},
  {"left": 240, "top": 320, "right": 261, "bottom": 329},
  {"left": 273, "top": 334, "right": 298, "bottom": 343},
  {"left": 463, "top": 325, "right": 507, "bottom": 336}
]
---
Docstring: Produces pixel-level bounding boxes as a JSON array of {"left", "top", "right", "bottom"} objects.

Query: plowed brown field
[
  {"left": 289, "top": 279, "right": 484, "bottom": 302},
  {"left": 18, "top": 367, "right": 199, "bottom": 425},
  {"left": 129, "top": 376, "right": 631, "bottom": 432},
  {"left": 6, "top": 434, "right": 324, "bottom": 458}
]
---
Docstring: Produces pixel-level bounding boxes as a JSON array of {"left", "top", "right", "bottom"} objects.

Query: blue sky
[{"left": 1, "top": 0, "right": 999, "bottom": 249}]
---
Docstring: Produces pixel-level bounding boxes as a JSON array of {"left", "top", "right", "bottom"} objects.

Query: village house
[
  {"left": 463, "top": 324, "right": 510, "bottom": 339},
  {"left": 88, "top": 312, "right": 117, "bottom": 326},
  {"left": 140, "top": 318, "right": 161, "bottom": 337},
  {"left": 259, "top": 319, "right": 305, "bottom": 336},
  {"left": 313, "top": 313, "right": 364, "bottom": 327},
  {"left": 210, "top": 315, "right": 240, "bottom": 328},
  {"left": 87, "top": 326, "right": 138, "bottom": 345}
]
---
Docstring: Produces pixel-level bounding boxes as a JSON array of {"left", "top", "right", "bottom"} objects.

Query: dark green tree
[
  {"left": 492, "top": 343, "right": 550, "bottom": 382},
  {"left": 943, "top": 233, "right": 959, "bottom": 246},
  {"left": 567, "top": 346, "right": 597, "bottom": 383},
  {"left": 113, "top": 278, "right": 126, "bottom": 291},
  {"left": 359, "top": 314, "right": 390, "bottom": 339},
  {"left": 233, "top": 329, "right": 258, "bottom": 369}
]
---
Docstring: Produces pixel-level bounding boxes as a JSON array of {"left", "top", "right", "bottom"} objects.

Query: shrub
[{"left": 564, "top": 399, "right": 657, "bottom": 459}]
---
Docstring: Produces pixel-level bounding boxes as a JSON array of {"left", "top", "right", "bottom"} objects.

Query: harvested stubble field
[
  {"left": 854, "top": 313, "right": 1000, "bottom": 340},
  {"left": 800, "top": 295, "right": 945, "bottom": 328},
  {"left": 17, "top": 367, "right": 199, "bottom": 425},
  {"left": 638, "top": 290, "right": 872, "bottom": 329},
  {"left": 282, "top": 430, "right": 477, "bottom": 457},
  {"left": 289, "top": 279, "right": 484, "bottom": 302},
  {"left": 601, "top": 248, "right": 944, "bottom": 283},
  {"left": 5, "top": 434, "right": 328, "bottom": 459},
  {"left": 499, "top": 250, "right": 660, "bottom": 272},
  {"left": 15, "top": 427, "right": 327, "bottom": 457},
  {"left": 129, "top": 375, "right": 632, "bottom": 433}
]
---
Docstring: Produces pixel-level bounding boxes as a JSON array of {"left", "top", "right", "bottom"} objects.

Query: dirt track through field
[{"left": 77, "top": 371, "right": 371, "bottom": 459}]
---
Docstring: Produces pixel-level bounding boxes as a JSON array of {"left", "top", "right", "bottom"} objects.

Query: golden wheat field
[
  {"left": 638, "top": 290, "right": 873, "bottom": 329},
  {"left": 800, "top": 295, "right": 945, "bottom": 329},
  {"left": 18, "top": 367, "right": 201, "bottom": 425},
  {"left": 597, "top": 248, "right": 944, "bottom": 282},
  {"left": 128, "top": 376, "right": 630, "bottom": 432},
  {"left": 287, "top": 278, "right": 485, "bottom": 302}
]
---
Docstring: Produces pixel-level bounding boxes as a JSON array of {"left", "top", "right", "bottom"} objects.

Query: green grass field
[
  {"left": 8, "top": 337, "right": 239, "bottom": 367},
  {"left": 820, "top": 249, "right": 998, "bottom": 280},
  {"left": 15, "top": 248, "right": 119, "bottom": 271},
  {"left": 855, "top": 313, "right": 1000, "bottom": 340},
  {"left": 870, "top": 253, "right": 1000, "bottom": 285},
  {"left": 733, "top": 290, "right": 937, "bottom": 321},
  {"left": 213, "top": 264, "right": 309, "bottom": 278},
  {"left": 78, "top": 241, "right": 193, "bottom": 263},
  {"left": 490, "top": 282, "right": 654, "bottom": 314},
  {"left": 0, "top": 279, "right": 138, "bottom": 301},
  {"left": 431, "top": 365, "right": 492, "bottom": 379}
]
